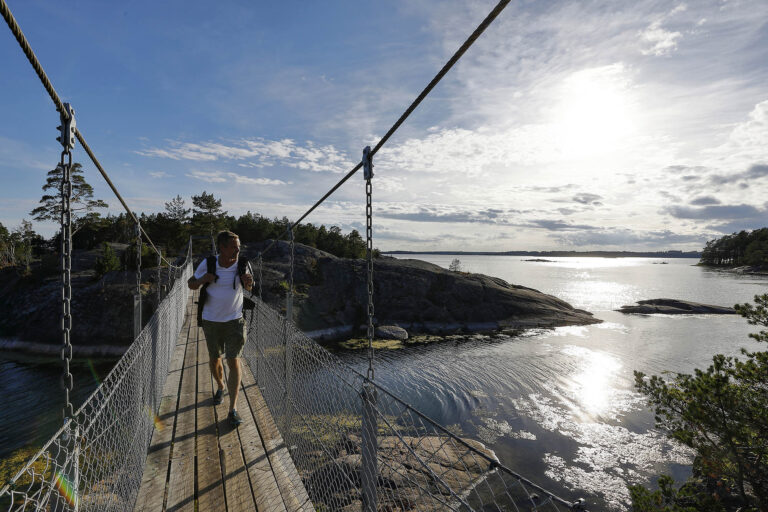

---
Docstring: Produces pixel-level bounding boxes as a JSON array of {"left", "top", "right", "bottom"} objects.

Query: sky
[{"left": 1, "top": 0, "right": 767, "bottom": 252}]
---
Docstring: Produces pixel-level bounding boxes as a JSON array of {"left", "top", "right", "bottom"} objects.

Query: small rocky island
[
  {"left": 0, "top": 242, "right": 599, "bottom": 356},
  {"left": 250, "top": 242, "right": 598, "bottom": 341},
  {"left": 617, "top": 298, "right": 736, "bottom": 315}
]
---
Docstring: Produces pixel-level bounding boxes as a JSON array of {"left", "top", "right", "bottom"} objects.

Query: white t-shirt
[{"left": 194, "top": 257, "right": 244, "bottom": 322}]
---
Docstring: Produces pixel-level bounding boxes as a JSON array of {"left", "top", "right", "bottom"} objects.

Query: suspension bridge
[{"left": 1, "top": 0, "right": 590, "bottom": 510}]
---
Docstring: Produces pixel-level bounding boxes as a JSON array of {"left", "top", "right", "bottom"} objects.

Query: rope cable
[
  {"left": 1, "top": 0, "right": 178, "bottom": 271},
  {"left": 0, "top": 0, "right": 66, "bottom": 115},
  {"left": 259, "top": 0, "right": 510, "bottom": 257},
  {"left": 369, "top": 0, "right": 511, "bottom": 158}
]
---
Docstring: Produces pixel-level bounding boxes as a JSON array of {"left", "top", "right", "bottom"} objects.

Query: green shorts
[{"left": 201, "top": 318, "right": 246, "bottom": 360}]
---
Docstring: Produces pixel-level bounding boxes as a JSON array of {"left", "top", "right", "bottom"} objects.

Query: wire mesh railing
[
  {"left": 0, "top": 258, "right": 192, "bottom": 512},
  {"left": 244, "top": 295, "right": 587, "bottom": 512}
]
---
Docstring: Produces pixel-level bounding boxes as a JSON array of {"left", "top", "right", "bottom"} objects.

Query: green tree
[
  {"left": 164, "top": 194, "right": 190, "bottom": 223},
  {"left": 0, "top": 222, "right": 11, "bottom": 266},
  {"left": 632, "top": 294, "right": 768, "bottom": 510},
  {"left": 191, "top": 191, "right": 227, "bottom": 239},
  {"left": 30, "top": 163, "right": 108, "bottom": 236},
  {"left": 10, "top": 220, "right": 37, "bottom": 273},
  {"left": 94, "top": 242, "right": 121, "bottom": 278}
]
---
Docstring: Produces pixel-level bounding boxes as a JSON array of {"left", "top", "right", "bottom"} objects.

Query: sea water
[{"left": 335, "top": 256, "right": 768, "bottom": 510}]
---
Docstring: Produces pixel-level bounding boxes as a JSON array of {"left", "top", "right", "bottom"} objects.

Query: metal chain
[
  {"left": 364, "top": 147, "right": 375, "bottom": 380},
  {"left": 287, "top": 229, "right": 294, "bottom": 320},
  {"left": 60, "top": 150, "right": 74, "bottom": 420},
  {"left": 135, "top": 222, "right": 142, "bottom": 334},
  {"left": 257, "top": 253, "right": 263, "bottom": 299},
  {"left": 157, "top": 252, "right": 162, "bottom": 303}
]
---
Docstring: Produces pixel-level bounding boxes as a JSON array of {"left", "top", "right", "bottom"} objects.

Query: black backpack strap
[
  {"left": 197, "top": 255, "right": 218, "bottom": 322},
  {"left": 237, "top": 256, "right": 251, "bottom": 276}
]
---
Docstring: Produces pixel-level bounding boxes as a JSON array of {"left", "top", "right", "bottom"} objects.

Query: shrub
[{"left": 95, "top": 242, "right": 121, "bottom": 278}]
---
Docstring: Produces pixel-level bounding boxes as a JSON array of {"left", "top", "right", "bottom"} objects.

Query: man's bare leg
[
  {"left": 210, "top": 357, "right": 225, "bottom": 391},
  {"left": 226, "top": 357, "right": 241, "bottom": 411}
]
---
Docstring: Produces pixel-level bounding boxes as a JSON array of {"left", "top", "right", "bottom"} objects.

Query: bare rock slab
[
  {"left": 375, "top": 325, "right": 409, "bottom": 340},
  {"left": 618, "top": 298, "right": 736, "bottom": 315}
]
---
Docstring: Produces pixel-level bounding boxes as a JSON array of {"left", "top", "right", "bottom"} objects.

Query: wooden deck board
[
  {"left": 238, "top": 366, "right": 288, "bottom": 512},
  {"left": 195, "top": 319, "right": 227, "bottom": 512},
  {"left": 241, "top": 370, "right": 314, "bottom": 512},
  {"left": 134, "top": 291, "right": 313, "bottom": 512},
  {"left": 214, "top": 360, "right": 256, "bottom": 512},
  {"left": 164, "top": 312, "right": 198, "bottom": 512},
  {"left": 134, "top": 297, "right": 193, "bottom": 512}
]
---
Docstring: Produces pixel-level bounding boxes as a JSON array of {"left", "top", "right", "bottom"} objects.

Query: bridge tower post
[
  {"left": 360, "top": 145, "right": 378, "bottom": 512},
  {"left": 134, "top": 222, "right": 142, "bottom": 339},
  {"left": 283, "top": 230, "right": 295, "bottom": 433},
  {"left": 57, "top": 102, "right": 80, "bottom": 511}
]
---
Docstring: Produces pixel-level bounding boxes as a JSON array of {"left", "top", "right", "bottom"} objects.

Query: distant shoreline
[{"left": 385, "top": 250, "right": 702, "bottom": 258}]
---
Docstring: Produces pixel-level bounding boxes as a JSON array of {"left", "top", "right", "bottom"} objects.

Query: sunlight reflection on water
[
  {"left": 346, "top": 256, "right": 768, "bottom": 510},
  {"left": 562, "top": 346, "right": 623, "bottom": 420}
]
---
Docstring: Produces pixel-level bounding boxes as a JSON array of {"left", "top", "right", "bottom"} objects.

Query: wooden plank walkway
[{"left": 134, "top": 293, "right": 314, "bottom": 512}]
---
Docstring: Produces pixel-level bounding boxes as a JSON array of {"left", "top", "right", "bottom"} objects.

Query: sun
[{"left": 553, "top": 64, "right": 638, "bottom": 158}]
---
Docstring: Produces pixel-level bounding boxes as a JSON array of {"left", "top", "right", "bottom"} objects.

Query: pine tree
[
  {"left": 30, "top": 162, "right": 108, "bottom": 235},
  {"left": 164, "top": 194, "right": 190, "bottom": 223},
  {"left": 632, "top": 294, "right": 768, "bottom": 510},
  {"left": 191, "top": 191, "right": 227, "bottom": 239}
]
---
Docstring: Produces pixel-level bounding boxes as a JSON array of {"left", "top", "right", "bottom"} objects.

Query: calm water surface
[{"left": 337, "top": 256, "right": 768, "bottom": 510}]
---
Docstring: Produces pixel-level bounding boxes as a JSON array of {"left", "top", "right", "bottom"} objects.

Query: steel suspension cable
[
  {"left": 1, "top": 0, "right": 176, "bottom": 271},
  {"left": 258, "top": 0, "right": 510, "bottom": 258},
  {"left": 0, "top": 0, "right": 66, "bottom": 115},
  {"left": 369, "top": 0, "right": 510, "bottom": 158}
]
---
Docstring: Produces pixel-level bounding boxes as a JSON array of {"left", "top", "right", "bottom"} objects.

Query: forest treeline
[
  {"left": 700, "top": 228, "right": 768, "bottom": 267},
  {"left": 0, "top": 188, "right": 372, "bottom": 273}
]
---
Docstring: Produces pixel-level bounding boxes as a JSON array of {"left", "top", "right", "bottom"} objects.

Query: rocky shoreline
[
  {"left": 0, "top": 242, "right": 600, "bottom": 356},
  {"left": 248, "top": 242, "right": 599, "bottom": 342}
]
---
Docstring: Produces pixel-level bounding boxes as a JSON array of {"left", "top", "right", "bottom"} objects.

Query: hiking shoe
[
  {"left": 213, "top": 389, "right": 224, "bottom": 406},
  {"left": 228, "top": 410, "right": 243, "bottom": 427}
]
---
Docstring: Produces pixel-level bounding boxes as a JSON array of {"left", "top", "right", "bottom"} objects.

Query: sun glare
[{"left": 554, "top": 65, "right": 638, "bottom": 158}]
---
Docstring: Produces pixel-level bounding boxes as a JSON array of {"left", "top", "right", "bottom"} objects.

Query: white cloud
[
  {"left": 712, "top": 100, "right": 768, "bottom": 163},
  {"left": 639, "top": 21, "right": 683, "bottom": 56},
  {"left": 186, "top": 170, "right": 289, "bottom": 186},
  {"left": 138, "top": 138, "right": 351, "bottom": 173},
  {"left": 149, "top": 171, "right": 172, "bottom": 178}
]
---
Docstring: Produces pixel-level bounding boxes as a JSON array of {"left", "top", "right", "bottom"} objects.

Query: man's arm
[{"left": 188, "top": 273, "right": 216, "bottom": 290}]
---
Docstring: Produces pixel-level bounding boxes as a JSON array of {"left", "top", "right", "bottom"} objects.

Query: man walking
[{"left": 188, "top": 231, "right": 253, "bottom": 426}]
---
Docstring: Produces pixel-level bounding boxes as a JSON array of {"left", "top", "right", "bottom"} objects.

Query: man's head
[{"left": 217, "top": 231, "right": 240, "bottom": 260}]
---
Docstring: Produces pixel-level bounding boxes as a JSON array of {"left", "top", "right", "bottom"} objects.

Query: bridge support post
[
  {"left": 282, "top": 316, "right": 294, "bottom": 434},
  {"left": 156, "top": 252, "right": 162, "bottom": 304},
  {"left": 133, "top": 293, "right": 141, "bottom": 340},
  {"left": 361, "top": 380, "right": 378, "bottom": 512},
  {"left": 134, "top": 222, "right": 142, "bottom": 338}
]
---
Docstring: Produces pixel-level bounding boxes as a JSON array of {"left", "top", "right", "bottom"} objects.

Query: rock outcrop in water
[
  {"left": 617, "top": 298, "right": 736, "bottom": 315},
  {"left": 248, "top": 242, "right": 599, "bottom": 340}
]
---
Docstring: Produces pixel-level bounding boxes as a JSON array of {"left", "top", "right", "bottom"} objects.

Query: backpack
[{"left": 197, "top": 256, "right": 254, "bottom": 323}]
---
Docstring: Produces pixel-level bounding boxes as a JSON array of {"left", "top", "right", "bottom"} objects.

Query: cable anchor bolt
[
  {"left": 362, "top": 146, "right": 374, "bottom": 180},
  {"left": 56, "top": 103, "right": 76, "bottom": 150}
]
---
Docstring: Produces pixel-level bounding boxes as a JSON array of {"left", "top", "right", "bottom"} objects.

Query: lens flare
[
  {"left": 146, "top": 405, "right": 164, "bottom": 432},
  {"left": 86, "top": 359, "right": 101, "bottom": 385},
  {"left": 54, "top": 470, "right": 78, "bottom": 507}
]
